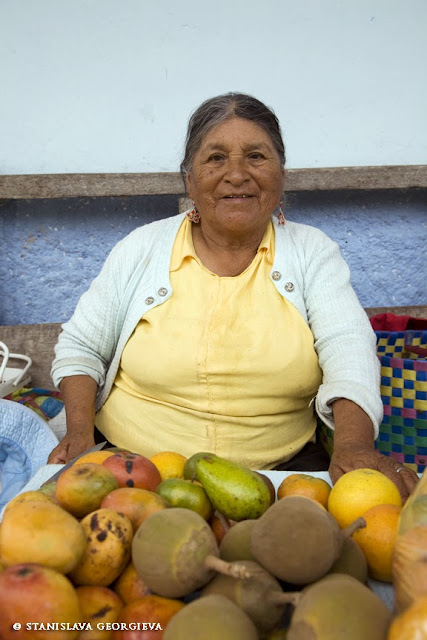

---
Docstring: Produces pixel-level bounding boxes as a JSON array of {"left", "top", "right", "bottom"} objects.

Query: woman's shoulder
[
  {"left": 285, "top": 219, "right": 332, "bottom": 240},
  {"left": 108, "top": 213, "right": 185, "bottom": 257},
  {"left": 277, "top": 219, "right": 337, "bottom": 252},
  {"left": 122, "top": 213, "right": 185, "bottom": 243}
]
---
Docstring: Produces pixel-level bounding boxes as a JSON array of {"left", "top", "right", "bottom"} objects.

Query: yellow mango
[{"left": 69, "top": 509, "right": 133, "bottom": 587}]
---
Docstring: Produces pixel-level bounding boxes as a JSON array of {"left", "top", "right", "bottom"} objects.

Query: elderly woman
[{"left": 48, "top": 92, "right": 418, "bottom": 499}]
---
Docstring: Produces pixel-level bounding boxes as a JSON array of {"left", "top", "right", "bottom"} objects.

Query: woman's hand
[
  {"left": 329, "top": 443, "right": 419, "bottom": 503},
  {"left": 47, "top": 374, "right": 98, "bottom": 464},
  {"left": 330, "top": 398, "right": 419, "bottom": 502},
  {"left": 48, "top": 431, "right": 96, "bottom": 464}
]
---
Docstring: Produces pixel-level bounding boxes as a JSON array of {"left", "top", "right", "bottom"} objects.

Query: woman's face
[{"left": 186, "top": 117, "right": 285, "bottom": 238}]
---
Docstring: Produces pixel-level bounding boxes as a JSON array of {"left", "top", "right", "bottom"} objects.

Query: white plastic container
[{"left": 0, "top": 341, "right": 32, "bottom": 398}]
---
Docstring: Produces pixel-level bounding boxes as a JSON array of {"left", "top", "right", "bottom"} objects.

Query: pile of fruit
[{"left": 0, "top": 448, "right": 425, "bottom": 639}]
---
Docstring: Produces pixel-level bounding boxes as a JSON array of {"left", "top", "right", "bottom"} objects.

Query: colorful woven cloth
[
  {"left": 4, "top": 387, "right": 64, "bottom": 423},
  {"left": 376, "top": 331, "right": 427, "bottom": 472},
  {"left": 318, "top": 330, "right": 427, "bottom": 473}
]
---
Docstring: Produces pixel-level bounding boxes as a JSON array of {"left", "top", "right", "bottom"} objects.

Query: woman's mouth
[{"left": 222, "top": 195, "right": 254, "bottom": 199}]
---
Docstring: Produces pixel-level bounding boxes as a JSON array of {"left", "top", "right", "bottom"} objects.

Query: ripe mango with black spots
[
  {"left": 102, "top": 451, "right": 161, "bottom": 491},
  {"left": 68, "top": 508, "right": 133, "bottom": 587}
]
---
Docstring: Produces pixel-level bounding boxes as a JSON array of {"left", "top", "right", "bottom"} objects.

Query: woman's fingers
[
  {"left": 47, "top": 441, "right": 70, "bottom": 464},
  {"left": 376, "top": 456, "right": 419, "bottom": 502},
  {"left": 392, "top": 466, "right": 419, "bottom": 502},
  {"left": 47, "top": 434, "right": 96, "bottom": 464}
]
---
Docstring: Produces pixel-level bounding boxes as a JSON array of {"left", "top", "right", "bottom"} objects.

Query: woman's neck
[{"left": 191, "top": 222, "right": 266, "bottom": 276}]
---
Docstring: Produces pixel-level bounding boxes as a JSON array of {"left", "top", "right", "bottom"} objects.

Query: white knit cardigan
[{"left": 51, "top": 213, "right": 383, "bottom": 436}]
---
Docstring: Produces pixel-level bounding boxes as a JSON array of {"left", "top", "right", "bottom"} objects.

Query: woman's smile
[
  {"left": 222, "top": 194, "right": 255, "bottom": 201},
  {"left": 220, "top": 195, "right": 255, "bottom": 205}
]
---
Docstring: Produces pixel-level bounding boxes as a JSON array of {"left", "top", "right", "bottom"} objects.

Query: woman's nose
[{"left": 224, "top": 155, "right": 250, "bottom": 185}]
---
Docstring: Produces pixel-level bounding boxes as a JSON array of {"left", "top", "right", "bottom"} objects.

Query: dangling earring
[
  {"left": 186, "top": 202, "right": 200, "bottom": 223},
  {"left": 277, "top": 201, "right": 285, "bottom": 226}
]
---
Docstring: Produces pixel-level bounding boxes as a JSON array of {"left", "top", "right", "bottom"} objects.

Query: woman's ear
[{"left": 185, "top": 172, "right": 193, "bottom": 199}]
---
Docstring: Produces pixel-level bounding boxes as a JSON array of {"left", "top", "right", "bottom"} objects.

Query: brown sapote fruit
[
  {"left": 132, "top": 508, "right": 251, "bottom": 598},
  {"left": 250, "top": 495, "right": 365, "bottom": 585}
]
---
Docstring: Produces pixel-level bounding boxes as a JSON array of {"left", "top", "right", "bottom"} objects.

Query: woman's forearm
[
  {"left": 60, "top": 375, "right": 98, "bottom": 437},
  {"left": 47, "top": 375, "right": 98, "bottom": 463},
  {"left": 331, "top": 397, "right": 375, "bottom": 449}
]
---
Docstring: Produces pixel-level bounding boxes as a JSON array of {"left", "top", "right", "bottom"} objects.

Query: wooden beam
[
  {"left": 0, "top": 165, "right": 426, "bottom": 199},
  {"left": 286, "top": 165, "right": 427, "bottom": 192},
  {"left": 0, "top": 172, "right": 184, "bottom": 199}
]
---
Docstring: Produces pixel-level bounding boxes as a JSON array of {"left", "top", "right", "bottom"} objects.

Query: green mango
[
  {"left": 194, "top": 454, "right": 271, "bottom": 521},
  {"left": 156, "top": 478, "right": 213, "bottom": 520},
  {"left": 183, "top": 451, "right": 214, "bottom": 481}
]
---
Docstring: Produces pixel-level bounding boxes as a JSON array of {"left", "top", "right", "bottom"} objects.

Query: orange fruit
[
  {"left": 387, "top": 594, "right": 427, "bottom": 640},
  {"left": 277, "top": 473, "right": 331, "bottom": 508},
  {"left": 327, "top": 468, "right": 402, "bottom": 529},
  {"left": 149, "top": 451, "right": 187, "bottom": 481},
  {"left": 73, "top": 450, "right": 115, "bottom": 465},
  {"left": 352, "top": 503, "right": 401, "bottom": 582}
]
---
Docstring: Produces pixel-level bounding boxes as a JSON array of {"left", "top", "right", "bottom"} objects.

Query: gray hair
[{"left": 180, "top": 93, "right": 286, "bottom": 186}]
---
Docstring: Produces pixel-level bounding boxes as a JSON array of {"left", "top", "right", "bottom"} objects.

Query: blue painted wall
[{"left": 0, "top": 189, "right": 426, "bottom": 326}]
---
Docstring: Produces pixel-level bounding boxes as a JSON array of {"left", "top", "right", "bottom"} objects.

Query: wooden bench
[{"left": 1, "top": 306, "right": 426, "bottom": 390}]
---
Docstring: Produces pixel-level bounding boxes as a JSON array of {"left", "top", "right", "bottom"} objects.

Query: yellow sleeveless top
[{"left": 95, "top": 218, "right": 322, "bottom": 469}]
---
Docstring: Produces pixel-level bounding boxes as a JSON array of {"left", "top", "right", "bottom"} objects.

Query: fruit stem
[
  {"left": 343, "top": 516, "right": 366, "bottom": 538},
  {"left": 204, "top": 555, "right": 252, "bottom": 580},
  {"left": 214, "top": 510, "right": 231, "bottom": 532},
  {"left": 266, "top": 590, "right": 302, "bottom": 607}
]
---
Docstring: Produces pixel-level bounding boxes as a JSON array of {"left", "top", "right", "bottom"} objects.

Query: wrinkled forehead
[{"left": 196, "top": 117, "right": 280, "bottom": 155}]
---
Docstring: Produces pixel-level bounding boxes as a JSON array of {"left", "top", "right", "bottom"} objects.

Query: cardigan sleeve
[
  {"left": 300, "top": 229, "right": 383, "bottom": 437},
  {"left": 50, "top": 234, "right": 137, "bottom": 390}
]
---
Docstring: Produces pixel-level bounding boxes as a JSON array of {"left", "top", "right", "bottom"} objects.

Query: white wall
[{"left": 1, "top": 0, "right": 426, "bottom": 174}]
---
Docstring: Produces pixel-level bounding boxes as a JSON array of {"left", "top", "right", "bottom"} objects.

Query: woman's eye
[
  {"left": 249, "top": 152, "right": 264, "bottom": 160},
  {"left": 208, "top": 154, "right": 225, "bottom": 162}
]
